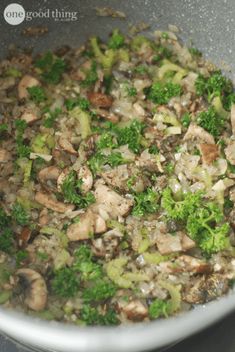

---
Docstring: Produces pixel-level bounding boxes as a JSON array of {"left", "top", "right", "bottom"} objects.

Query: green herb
[
  {"left": 103, "top": 74, "right": 113, "bottom": 94},
  {"left": 14, "top": 119, "right": 31, "bottom": 158},
  {"left": 82, "top": 279, "right": 117, "bottom": 302},
  {"left": 152, "top": 46, "right": 172, "bottom": 63},
  {"left": 148, "top": 299, "right": 170, "bottom": 319},
  {"left": 161, "top": 32, "right": 169, "bottom": 40},
  {"left": 145, "top": 82, "right": 182, "bottom": 105},
  {"left": 115, "top": 120, "right": 145, "bottom": 154},
  {"left": 35, "top": 51, "right": 66, "bottom": 84},
  {"left": 80, "top": 305, "right": 119, "bottom": 326},
  {"left": 43, "top": 107, "right": 61, "bottom": 128},
  {"left": 181, "top": 112, "right": 191, "bottom": 128},
  {"left": 149, "top": 145, "right": 159, "bottom": 154},
  {"left": 189, "top": 47, "right": 202, "bottom": 57},
  {"left": 51, "top": 267, "right": 80, "bottom": 298},
  {"left": 65, "top": 97, "right": 90, "bottom": 111},
  {"left": 16, "top": 250, "right": 28, "bottom": 266},
  {"left": 73, "top": 245, "right": 102, "bottom": 281},
  {"left": 88, "top": 151, "right": 126, "bottom": 176},
  {"left": 108, "top": 29, "right": 125, "bottom": 49},
  {"left": 27, "top": 86, "right": 46, "bottom": 103},
  {"left": 80, "top": 61, "right": 98, "bottom": 88},
  {"left": 0, "top": 229, "right": 14, "bottom": 254},
  {"left": 132, "top": 188, "right": 159, "bottom": 217},
  {"left": 97, "top": 133, "right": 117, "bottom": 149},
  {"left": 126, "top": 86, "right": 137, "bottom": 97},
  {"left": 61, "top": 171, "right": 95, "bottom": 208},
  {"left": 12, "top": 202, "right": 29, "bottom": 226},
  {"left": 37, "top": 251, "right": 49, "bottom": 261},
  {"left": 197, "top": 106, "right": 225, "bottom": 138},
  {"left": 134, "top": 65, "right": 149, "bottom": 75}
]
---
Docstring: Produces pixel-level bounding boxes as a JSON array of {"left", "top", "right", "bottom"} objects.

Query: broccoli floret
[
  {"left": 61, "top": 170, "right": 95, "bottom": 209},
  {"left": 148, "top": 299, "right": 170, "bottom": 319},
  {"left": 27, "top": 86, "right": 46, "bottom": 103},
  {"left": 108, "top": 29, "right": 125, "bottom": 49},
  {"left": 161, "top": 188, "right": 202, "bottom": 221},
  {"left": 196, "top": 106, "right": 225, "bottom": 138},
  {"left": 132, "top": 188, "right": 159, "bottom": 217},
  {"left": 186, "top": 202, "right": 230, "bottom": 254},
  {"left": 51, "top": 267, "right": 80, "bottom": 298},
  {"left": 145, "top": 82, "right": 182, "bottom": 105},
  {"left": 12, "top": 202, "right": 29, "bottom": 226}
]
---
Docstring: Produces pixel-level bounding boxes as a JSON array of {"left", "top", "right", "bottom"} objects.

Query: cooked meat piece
[
  {"left": 118, "top": 300, "right": 148, "bottom": 321},
  {"left": 18, "top": 75, "right": 40, "bottom": 99},
  {"left": 183, "top": 274, "right": 229, "bottom": 304},
  {"left": 199, "top": 143, "right": 219, "bottom": 165},
  {"left": 225, "top": 142, "right": 235, "bottom": 165},
  {"left": 94, "top": 181, "right": 134, "bottom": 218},
  {"left": 156, "top": 231, "right": 195, "bottom": 255},
  {"left": 35, "top": 192, "right": 75, "bottom": 213},
  {"left": 87, "top": 92, "right": 113, "bottom": 108},
  {"left": 38, "top": 166, "right": 60, "bottom": 185},
  {"left": 183, "top": 124, "right": 215, "bottom": 144},
  {"left": 21, "top": 108, "right": 40, "bottom": 124},
  {"left": 58, "top": 136, "right": 78, "bottom": 155}
]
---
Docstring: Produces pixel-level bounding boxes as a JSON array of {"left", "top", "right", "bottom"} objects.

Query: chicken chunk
[
  {"left": 156, "top": 231, "right": 195, "bottom": 255},
  {"left": 87, "top": 92, "right": 113, "bottom": 108},
  {"left": 160, "top": 255, "right": 211, "bottom": 274},
  {"left": 18, "top": 75, "right": 40, "bottom": 99},
  {"left": 35, "top": 192, "right": 75, "bottom": 213},
  {"left": 183, "top": 124, "right": 215, "bottom": 144},
  {"left": 0, "top": 149, "right": 11, "bottom": 163},
  {"left": 225, "top": 142, "right": 235, "bottom": 165}
]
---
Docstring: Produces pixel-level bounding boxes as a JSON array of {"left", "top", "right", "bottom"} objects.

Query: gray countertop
[{"left": 1, "top": 311, "right": 235, "bottom": 352}]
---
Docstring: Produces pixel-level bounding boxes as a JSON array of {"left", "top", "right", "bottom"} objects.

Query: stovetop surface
[{"left": 1, "top": 310, "right": 235, "bottom": 352}]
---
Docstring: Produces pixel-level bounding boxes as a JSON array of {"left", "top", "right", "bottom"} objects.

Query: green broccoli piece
[
  {"left": 148, "top": 299, "right": 170, "bottom": 319},
  {"left": 35, "top": 51, "right": 66, "bottom": 84},
  {"left": 61, "top": 170, "right": 95, "bottom": 208},
  {"left": 108, "top": 29, "right": 125, "bottom": 49},
  {"left": 51, "top": 267, "right": 80, "bottom": 298},
  {"left": 12, "top": 202, "right": 29, "bottom": 226},
  {"left": 197, "top": 106, "right": 225, "bottom": 138},
  {"left": 145, "top": 82, "right": 182, "bottom": 105},
  {"left": 161, "top": 188, "right": 202, "bottom": 221},
  {"left": 186, "top": 202, "right": 230, "bottom": 254},
  {"left": 27, "top": 86, "right": 46, "bottom": 104},
  {"left": 132, "top": 188, "right": 159, "bottom": 217},
  {"left": 80, "top": 305, "right": 119, "bottom": 326}
]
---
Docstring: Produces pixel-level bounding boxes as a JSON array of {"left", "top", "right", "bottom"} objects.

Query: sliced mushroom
[
  {"left": 225, "top": 142, "right": 235, "bottom": 165},
  {"left": 38, "top": 166, "right": 60, "bottom": 186},
  {"left": 16, "top": 268, "right": 47, "bottom": 311},
  {"left": 118, "top": 300, "right": 148, "bottom": 321},
  {"left": 231, "top": 104, "right": 235, "bottom": 136},
  {"left": 0, "top": 148, "right": 11, "bottom": 163},
  {"left": 66, "top": 209, "right": 107, "bottom": 241},
  {"left": 87, "top": 92, "right": 113, "bottom": 108},
  {"left": 18, "top": 75, "right": 40, "bottom": 99},
  {"left": 156, "top": 231, "right": 195, "bottom": 255},
  {"left": 35, "top": 192, "right": 75, "bottom": 213},
  {"left": 199, "top": 143, "right": 219, "bottom": 165},
  {"left": 77, "top": 165, "right": 93, "bottom": 193},
  {"left": 94, "top": 182, "right": 134, "bottom": 218},
  {"left": 183, "top": 124, "right": 215, "bottom": 144},
  {"left": 160, "top": 255, "right": 211, "bottom": 274},
  {"left": 58, "top": 136, "right": 78, "bottom": 155},
  {"left": 183, "top": 274, "right": 229, "bottom": 304}
]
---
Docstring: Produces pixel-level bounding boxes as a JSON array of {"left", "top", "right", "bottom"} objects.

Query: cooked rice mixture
[{"left": 0, "top": 29, "right": 235, "bottom": 325}]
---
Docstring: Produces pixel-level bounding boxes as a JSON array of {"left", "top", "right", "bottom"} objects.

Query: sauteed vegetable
[{"left": 0, "top": 28, "right": 235, "bottom": 325}]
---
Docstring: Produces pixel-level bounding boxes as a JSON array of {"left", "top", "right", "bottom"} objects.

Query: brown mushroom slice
[
  {"left": 77, "top": 165, "right": 93, "bottom": 193},
  {"left": 94, "top": 182, "right": 134, "bottom": 219},
  {"left": 198, "top": 143, "right": 219, "bottom": 165},
  {"left": 183, "top": 274, "right": 229, "bottom": 304},
  {"left": 58, "top": 136, "right": 78, "bottom": 155},
  {"left": 35, "top": 192, "right": 75, "bottom": 213},
  {"left": 231, "top": 104, "right": 235, "bottom": 136},
  {"left": 18, "top": 75, "right": 40, "bottom": 99},
  {"left": 0, "top": 149, "right": 11, "bottom": 163},
  {"left": 225, "top": 142, "right": 235, "bottom": 166},
  {"left": 38, "top": 166, "right": 61, "bottom": 185},
  {"left": 160, "top": 255, "right": 211, "bottom": 274},
  {"left": 67, "top": 210, "right": 94, "bottom": 241},
  {"left": 156, "top": 232, "right": 195, "bottom": 255},
  {"left": 183, "top": 124, "right": 215, "bottom": 144},
  {"left": 87, "top": 92, "right": 113, "bottom": 108},
  {"left": 118, "top": 300, "right": 148, "bottom": 321},
  {"left": 16, "top": 268, "right": 47, "bottom": 311}
]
